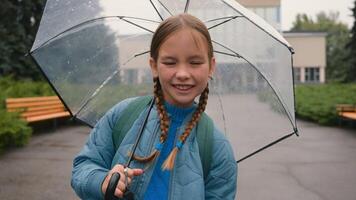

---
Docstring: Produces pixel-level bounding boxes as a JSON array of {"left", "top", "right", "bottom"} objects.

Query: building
[
  {"left": 237, "top": 0, "right": 327, "bottom": 84},
  {"left": 284, "top": 32, "right": 327, "bottom": 83}
]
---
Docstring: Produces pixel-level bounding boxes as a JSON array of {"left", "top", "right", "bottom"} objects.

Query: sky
[{"left": 281, "top": 0, "right": 355, "bottom": 31}]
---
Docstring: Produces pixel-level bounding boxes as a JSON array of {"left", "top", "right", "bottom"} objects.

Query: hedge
[{"left": 295, "top": 84, "right": 356, "bottom": 125}]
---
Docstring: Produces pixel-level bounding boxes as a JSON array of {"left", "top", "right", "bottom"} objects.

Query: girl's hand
[{"left": 101, "top": 164, "right": 144, "bottom": 198}]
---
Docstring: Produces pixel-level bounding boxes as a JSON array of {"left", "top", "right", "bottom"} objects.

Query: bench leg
[{"left": 53, "top": 119, "right": 57, "bottom": 131}]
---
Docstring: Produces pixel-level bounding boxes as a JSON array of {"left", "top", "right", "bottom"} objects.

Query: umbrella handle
[
  {"left": 105, "top": 172, "right": 135, "bottom": 200},
  {"left": 105, "top": 172, "right": 120, "bottom": 200}
]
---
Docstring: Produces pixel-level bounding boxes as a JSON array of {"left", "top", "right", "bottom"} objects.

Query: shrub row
[{"left": 295, "top": 84, "right": 356, "bottom": 125}]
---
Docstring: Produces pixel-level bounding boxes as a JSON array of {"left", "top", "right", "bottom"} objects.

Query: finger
[
  {"left": 112, "top": 164, "right": 124, "bottom": 173},
  {"left": 116, "top": 180, "right": 126, "bottom": 192},
  {"left": 124, "top": 168, "right": 144, "bottom": 177},
  {"left": 126, "top": 177, "right": 132, "bottom": 185},
  {"left": 132, "top": 168, "right": 144, "bottom": 176},
  {"left": 114, "top": 188, "right": 124, "bottom": 198}
]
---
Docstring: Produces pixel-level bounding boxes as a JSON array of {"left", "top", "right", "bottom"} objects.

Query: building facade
[{"left": 237, "top": 0, "right": 327, "bottom": 84}]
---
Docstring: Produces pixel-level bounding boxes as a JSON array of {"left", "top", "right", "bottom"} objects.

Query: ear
[
  {"left": 149, "top": 57, "right": 159, "bottom": 77},
  {"left": 209, "top": 57, "right": 216, "bottom": 78}
]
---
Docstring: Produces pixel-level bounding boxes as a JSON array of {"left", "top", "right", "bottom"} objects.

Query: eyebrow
[
  {"left": 188, "top": 55, "right": 205, "bottom": 60},
  {"left": 160, "top": 56, "right": 176, "bottom": 60},
  {"left": 160, "top": 55, "right": 205, "bottom": 60}
]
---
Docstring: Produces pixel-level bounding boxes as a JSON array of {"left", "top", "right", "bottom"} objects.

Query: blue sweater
[{"left": 144, "top": 102, "right": 195, "bottom": 200}]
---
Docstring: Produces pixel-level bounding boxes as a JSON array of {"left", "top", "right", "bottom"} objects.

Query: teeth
[{"left": 175, "top": 85, "right": 192, "bottom": 90}]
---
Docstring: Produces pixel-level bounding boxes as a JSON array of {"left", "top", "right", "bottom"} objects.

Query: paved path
[{"left": 0, "top": 120, "right": 355, "bottom": 200}]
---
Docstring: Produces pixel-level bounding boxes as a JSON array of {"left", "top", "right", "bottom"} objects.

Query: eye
[
  {"left": 190, "top": 60, "right": 204, "bottom": 65},
  {"left": 162, "top": 61, "right": 176, "bottom": 66}
]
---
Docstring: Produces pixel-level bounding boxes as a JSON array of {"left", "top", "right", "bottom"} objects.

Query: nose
[{"left": 175, "top": 65, "right": 190, "bottom": 80}]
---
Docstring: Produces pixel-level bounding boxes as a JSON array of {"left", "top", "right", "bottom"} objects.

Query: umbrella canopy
[{"left": 30, "top": 0, "right": 298, "bottom": 162}]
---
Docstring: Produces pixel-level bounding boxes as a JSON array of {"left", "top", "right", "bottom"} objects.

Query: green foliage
[
  {"left": 345, "top": 1, "right": 356, "bottom": 82},
  {"left": 0, "top": 0, "right": 46, "bottom": 80},
  {"left": 295, "top": 84, "right": 356, "bottom": 125},
  {"left": 0, "top": 110, "right": 32, "bottom": 153},
  {"left": 291, "top": 12, "right": 352, "bottom": 83},
  {"left": 0, "top": 76, "right": 54, "bottom": 152},
  {"left": 0, "top": 76, "right": 54, "bottom": 109}
]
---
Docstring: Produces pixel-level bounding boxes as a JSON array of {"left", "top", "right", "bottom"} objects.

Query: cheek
[
  {"left": 157, "top": 67, "right": 173, "bottom": 82},
  {"left": 196, "top": 67, "right": 210, "bottom": 82}
]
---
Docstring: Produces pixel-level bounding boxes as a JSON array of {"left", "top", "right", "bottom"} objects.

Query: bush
[
  {"left": 0, "top": 76, "right": 54, "bottom": 108},
  {"left": 0, "top": 110, "right": 32, "bottom": 153},
  {"left": 0, "top": 76, "right": 53, "bottom": 152},
  {"left": 295, "top": 84, "right": 356, "bottom": 125}
]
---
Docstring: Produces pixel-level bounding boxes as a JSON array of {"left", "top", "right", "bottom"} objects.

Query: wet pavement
[{"left": 0, "top": 120, "right": 355, "bottom": 200}]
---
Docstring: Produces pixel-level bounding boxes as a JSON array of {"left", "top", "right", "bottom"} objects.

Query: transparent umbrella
[{"left": 30, "top": 0, "right": 298, "bottom": 163}]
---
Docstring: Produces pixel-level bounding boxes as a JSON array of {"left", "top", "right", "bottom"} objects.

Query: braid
[
  {"left": 162, "top": 84, "right": 210, "bottom": 170},
  {"left": 131, "top": 77, "right": 170, "bottom": 163},
  {"left": 131, "top": 79, "right": 210, "bottom": 171}
]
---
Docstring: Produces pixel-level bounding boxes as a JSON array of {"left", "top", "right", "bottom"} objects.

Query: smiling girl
[{"left": 71, "top": 14, "right": 237, "bottom": 200}]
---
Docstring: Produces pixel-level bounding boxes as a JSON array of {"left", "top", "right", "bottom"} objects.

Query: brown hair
[
  {"left": 132, "top": 14, "right": 213, "bottom": 170},
  {"left": 150, "top": 14, "right": 213, "bottom": 61}
]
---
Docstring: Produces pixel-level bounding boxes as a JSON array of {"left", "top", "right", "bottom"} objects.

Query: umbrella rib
[
  {"left": 74, "top": 49, "right": 150, "bottom": 118},
  {"left": 184, "top": 0, "right": 190, "bottom": 13},
  {"left": 207, "top": 16, "right": 243, "bottom": 30},
  {"left": 156, "top": 0, "right": 173, "bottom": 16},
  {"left": 31, "top": 16, "right": 158, "bottom": 54},
  {"left": 212, "top": 40, "right": 242, "bottom": 58},
  {"left": 120, "top": 16, "right": 161, "bottom": 24},
  {"left": 220, "top": 0, "right": 293, "bottom": 52},
  {"left": 120, "top": 18, "right": 155, "bottom": 34},
  {"left": 134, "top": 50, "right": 150, "bottom": 57},
  {"left": 213, "top": 50, "right": 238, "bottom": 58},
  {"left": 205, "top": 15, "right": 242, "bottom": 23},
  {"left": 212, "top": 40, "right": 295, "bottom": 128},
  {"left": 217, "top": 88, "right": 228, "bottom": 135},
  {"left": 73, "top": 70, "right": 119, "bottom": 118},
  {"left": 237, "top": 131, "right": 297, "bottom": 163},
  {"left": 28, "top": 54, "right": 75, "bottom": 118},
  {"left": 149, "top": 0, "right": 164, "bottom": 21}
]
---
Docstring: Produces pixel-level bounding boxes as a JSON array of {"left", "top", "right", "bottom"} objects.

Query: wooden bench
[
  {"left": 6, "top": 96, "right": 71, "bottom": 123},
  {"left": 336, "top": 104, "right": 356, "bottom": 125}
]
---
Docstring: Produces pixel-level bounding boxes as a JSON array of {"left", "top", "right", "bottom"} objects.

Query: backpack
[{"left": 112, "top": 96, "right": 213, "bottom": 179}]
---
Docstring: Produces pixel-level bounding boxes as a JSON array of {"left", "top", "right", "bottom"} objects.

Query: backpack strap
[
  {"left": 112, "top": 97, "right": 214, "bottom": 180},
  {"left": 112, "top": 96, "right": 152, "bottom": 150},
  {"left": 196, "top": 112, "right": 214, "bottom": 180}
]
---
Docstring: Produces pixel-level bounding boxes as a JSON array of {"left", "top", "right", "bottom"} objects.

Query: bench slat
[
  {"left": 26, "top": 111, "right": 71, "bottom": 122},
  {"left": 6, "top": 100, "right": 63, "bottom": 109},
  {"left": 5, "top": 96, "right": 71, "bottom": 123},
  {"left": 340, "top": 112, "right": 356, "bottom": 120},
  {"left": 21, "top": 108, "right": 68, "bottom": 118},
  {"left": 22, "top": 104, "right": 65, "bottom": 112},
  {"left": 6, "top": 96, "right": 60, "bottom": 103}
]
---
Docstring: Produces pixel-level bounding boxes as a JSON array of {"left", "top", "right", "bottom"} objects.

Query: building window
[
  {"left": 305, "top": 67, "right": 320, "bottom": 83},
  {"left": 248, "top": 6, "right": 281, "bottom": 31},
  {"left": 293, "top": 67, "right": 301, "bottom": 83}
]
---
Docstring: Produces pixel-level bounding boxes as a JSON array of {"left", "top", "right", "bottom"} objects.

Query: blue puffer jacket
[{"left": 71, "top": 97, "right": 237, "bottom": 200}]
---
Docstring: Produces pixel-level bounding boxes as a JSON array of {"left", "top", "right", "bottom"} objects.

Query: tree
[
  {"left": 291, "top": 12, "right": 351, "bottom": 83},
  {"left": 346, "top": 0, "right": 356, "bottom": 82},
  {"left": 0, "top": 0, "right": 46, "bottom": 80}
]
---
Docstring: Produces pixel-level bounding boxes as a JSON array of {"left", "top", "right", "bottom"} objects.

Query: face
[{"left": 150, "top": 28, "right": 215, "bottom": 107}]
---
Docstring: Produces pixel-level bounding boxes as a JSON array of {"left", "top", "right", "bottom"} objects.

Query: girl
[{"left": 71, "top": 14, "right": 237, "bottom": 200}]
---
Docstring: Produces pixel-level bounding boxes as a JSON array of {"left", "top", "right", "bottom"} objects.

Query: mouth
[{"left": 172, "top": 84, "right": 194, "bottom": 92}]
